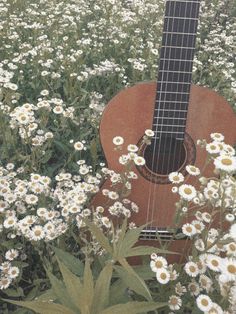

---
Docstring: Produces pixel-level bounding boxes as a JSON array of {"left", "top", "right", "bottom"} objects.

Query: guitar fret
[
  {"left": 159, "top": 58, "right": 193, "bottom": 62},
  {"left": 157, "top": 81, "right": 191, "bottom": 85},
  {"left": 163, "top": 31, "right": 196, "bottom": 35},
  {"left": 159, "top": 70, "right": 192, "bottom": 73},
  {"left": 153, "top": 124, "right": 185, "bottom": 127},
  {"left": 162, "top": 45, "right": 195, "bottom": 49},
  {"left": 155, "top": 109, "right": 188, "bottom": 112},
  {"left": 154, "top": 130, "right": 185, "bottom": 134},
  {"left": 165, "top": 16, "right": 198, "bottom": 20},
  {"left": 167, "top": 1, "right": 200, "bottom": 3},
  {"left": 154, "top": 117, "right": 186, "bottom": 120},
  {"left": 155, "top": 100, "right": 189, "bottom": 103}
]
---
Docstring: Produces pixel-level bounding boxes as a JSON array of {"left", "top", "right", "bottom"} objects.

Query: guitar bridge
[{"left": 139, "top": 228, "right": 186, "bottom": 241}]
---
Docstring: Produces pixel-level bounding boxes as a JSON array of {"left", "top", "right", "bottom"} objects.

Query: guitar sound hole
[{"left": 143, "top": 136, "right": 186, "bottom": 175}]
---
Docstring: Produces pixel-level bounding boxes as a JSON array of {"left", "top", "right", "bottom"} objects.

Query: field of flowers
[{"left": 0, "top": 0, "right": 236, "bottom": 313}]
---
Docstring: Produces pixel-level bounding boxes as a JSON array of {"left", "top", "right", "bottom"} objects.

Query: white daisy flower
[
  {"left": 25, "top": 194, "right": 38, "bottom": 205},
  {"left": 53, "top": 105, "right": 64, "bottom": 114},
  {"left": 225, "top": 242, "right": 236, "bottom": 256},
  {"left": 219, "top": 258, "right": 236, "bottom": 281},
  {"left": 168, "top": 295, "right": 182, "bottom": 311},
  {"left": 134, "top": 156, "right": 145, "bottom": 166},
  {"left": 182, "top": 223, "right": 197, "bottom": 237},
  {"left": 108, "top": 191, "right": 119, "bottom": 200},
  {"left": 0, "top": 277, "right": 11, "bottom": 290},
  {"left": 74, "top": 141, "right": 84, "bottom": 151},
  {"left": 3, "top": 216, "right": 17, "bottom": 229},
  {"left": 186, "top": 165, "right": 200, "bottom": 176},
  {"left": 223, "top": 144, "right": 235, "bottom": 156},
  {"left": 206, "top": 142, "right": 221, "bottom": 155},
  {"left": 196, "top": 294, "right": 213, "bottom": 312},
  {"left": 207, "top": 303, "right": 223, "bottom": 314},
  {"left": 178, "top": 184, "right": 197, "bottom": 201},
  {"left": 5, "top": 249, "right": 19, "bottom": 261},
  {"left": 150, "top": 256, "right": 168, "bottom": 272},
  {"left": 210, "top": 132, "right": 224, "bottom": 142},
  {"left": 188, "top": 281, "right": 200, "bottom": 296},
  {"left": 205, "top": 254, "right": 222, "bottom": 272},
  {"left": 127, "top": 144, "right": 139, "bottom": 152},
  {"left": 214, "top": 155, "right": 236, "bottom": 173},
  {"left": 192, "top": 220, "right": 205, "bottom": 233},
  {"left": 168, "top": 172, "right": 184, "bottom": 184},
  {"left": 145, "top": 129, "right": 154, "bottom": 137},
  {"left": 8, "top": 266, "right": 20, "bottom": 279},
  {"left": 155, "top": 268, "right": 170, "bottom": 284},
  {"left": 31, "top": 225, "right": 45, "bottom": 241},
  {"left": 112, "top": 136, "right": 124, "bottom": 146},
  {"left": 184, "top": 261, "right": 199, "bottom": 277}
]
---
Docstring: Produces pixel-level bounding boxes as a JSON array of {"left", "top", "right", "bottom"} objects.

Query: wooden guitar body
[{"left": 92, "top": 82, "right": 236, "bottom": 262}]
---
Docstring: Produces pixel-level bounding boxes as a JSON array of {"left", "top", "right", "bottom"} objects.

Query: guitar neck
[{"left": 153, "top": 0, "right": 201, "bottom": 141}]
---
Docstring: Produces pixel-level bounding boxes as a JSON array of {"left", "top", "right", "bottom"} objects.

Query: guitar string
[
  {"left": 147, "top": 0, "right": 178, "bottom": 236},
  {"left": 145, "top": 0, "right": 174, "bottom": 232},
  {"left": 166, "top": 0, "right": 195, "bottom": 178},
  {"left": 155, "top": 0, "right": 190, "bottom": 238},
  {"left": 172, "top": 1, "right": 199, "bottom": 179}
]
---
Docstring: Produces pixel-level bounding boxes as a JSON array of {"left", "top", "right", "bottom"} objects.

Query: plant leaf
[
  {"left": 125, "top": 245, "right": 176, "bottom": 257},
  {"left": 91, "top": 262, "right": 113, "bottom": 313},
  {"left": 53, "top": 246, "right": 84, "bottom": 276},
  {"left": 3, "top": 299, "right": 76, "bottom": 314},
  {"left": 109, "top": 279, "right": 130, "bottom": 306},
  {"left": 83, "top": 218, "right": 112, "bottom": 254},
  {"left": 114, "top": 259, "right": 152, "bottom": 301},
  {"left": 82, "top": 258, "right": 94, "bottom": 312},
  {"left": 100, "top": 301, "right": 167, "bottom": 314},
  {"left": 56, "top": 258, "right": 84, "bottom": 311}
]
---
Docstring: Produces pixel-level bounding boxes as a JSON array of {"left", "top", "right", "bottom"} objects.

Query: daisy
[
  {"left": 192, "top": 220, "right": 205, "bottom": 233},
  {"left": 182, "top": 223, "right": 197, "bottom": 237},
  {"left": 25, "top": 194, "right": 38, "bottom": 205},
  {"left": 150, "top": 256, "right": 168, "bottom": 272},
  {"left": 127, "top": 144, "right": 138, "bottom": 152},
  {"left": 168, "top": 171, "right": 184, "bottom": 184},
  {"left": 31, "top": 225, "right": 45, "bottom": 241},
  {"left": 219, "top": 258, "right": 236, "bottom": 281},
  {"left": 0, "top": 277, "right": 11, "bottom": 290},
  {"left": 199, "top": 274, "right": 212, "bottom": 292},
  {"left": 168, "top": 295, "right": 182, "bottom": 311},
  {"left": 214, "top": 155, "right": 236, "bottom": 172},
  {"left": 175, "top": 282, "right": 187, "bottom": 296},
  {"left": 205, "top": 254, "right": 222, "bottom": 272},
  {"left": 8, "top": 266, "right": 20, "bottom": 279},
  {"left": 53, "top": 105, "right": 64, "bottom": 114},
  {"left": 3, "top": 216, "right": 17, "bottom": 229},
  {"left": 134, "top": 156, "right": 145, "bottom": 166},
  {"left": 184, "top": 261, "right": 199, "bottom": 277},
  {"left": 108, "top": 191, "right": 119, "bottom": 200},
  {"left": 196, "top": 294, "right": 213, "bottom": 312},
  {"left": 223, "top": 144, "right": 235, "bottom": 156},
  {"left": 210, "top": 132, "right": 224, "bottom": 142},
  {"left": 5, "top": 249, "right": 19, "bottom": 261},
  {"left": 186, "top": 165, "right": 200, "bottom": 176},
  {"left": 145, "top": 129, "right": 154, "bottom": 137},
  {"left": 112, "top": 136, "right": 124, "bottom": 146},
  {"left": 225, "top": 242, "right": 236, "bottom": 256},
  {"left": 188, "top": 281, "right": 200, "bottom": 296},
  {"left": 178, "top": 184, "right": 197, "bottom": 201},
  {"left": 155, "top": 268, "right": 170, "bottom": 284},
  {"left": 74, "top": 141, "right": 84, "bottom": 151},
  {"left": 206, "top": 142, "right": 221, "bottom": 154},
  {"left": 207, "top": 303, "right": 223, "bottom": 314}
]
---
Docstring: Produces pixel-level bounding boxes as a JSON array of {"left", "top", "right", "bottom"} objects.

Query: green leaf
[
  {"left": 37, "top": 289, "right": 56, "bottom": 302},
  {"left": 100, "top": 301, "right": 167, "bottom": 314},
  {"left": 125, "top": 245, "right": 175, "bottom": 257},
  {"left": 45, "top": 269, "right": 73, "bottom": 310},
  {"left": 117, "top": 225, "right": 145, "bottom": 258},
  {"left": 53, "top": 246, "right": 84, "bottom": 276},
  {"left": 109, "top": 279, "right": 130, "bottom": 306},
  {"left": 90, "top": 138, "right": 98, "bottom": 163},
  {"left": 82, "top": 258, "right": 94, "bottom": 312},
  {"left": 114, "top": 260, "right": 152, "bottom": 301},
  {"left": 56, "top": 258, "right": 84, "bottom": 311},
  {"left": 84, "top": 218, "right": 112, "bottom": 254},
  {"left": 3, "top": 299, "right": 76, "bottom": 314},
  {"left": 91, "top": 262, "right": 113, "bottom": 313}
]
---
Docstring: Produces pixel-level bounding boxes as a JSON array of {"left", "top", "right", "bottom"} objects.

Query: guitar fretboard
[{"left": 153, "top": 0, "right": 201, "bottom": 140}]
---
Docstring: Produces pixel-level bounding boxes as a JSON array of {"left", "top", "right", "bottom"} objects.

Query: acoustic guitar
[{"left": 92, "top": 0, "right": 236, "bottom": 261}]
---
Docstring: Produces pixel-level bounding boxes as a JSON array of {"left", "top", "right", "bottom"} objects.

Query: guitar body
[{"left": 92, "top": 82, "right": 236, "bottom": 261}]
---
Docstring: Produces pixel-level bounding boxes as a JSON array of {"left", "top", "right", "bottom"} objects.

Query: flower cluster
[{"left": 0, "top": 249, "right": 20, "bottom": 290}]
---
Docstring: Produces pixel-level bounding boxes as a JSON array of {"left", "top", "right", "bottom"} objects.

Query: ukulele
[{"left": 92, "top": 0, "right": 236, "bottom": 261}]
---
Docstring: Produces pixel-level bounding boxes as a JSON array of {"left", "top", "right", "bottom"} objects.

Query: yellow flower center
[
  {"left": 227, "top": 265, "right": 236, "bottom": 274},
  {"left": 160, "top": 273, "right": 167, "bottom": 280},
  {"left": 211, "top": 260, "right": 219, "bottom": 267},
  {"left": 34, "top": 230, "right": 42, "bottom": 236},
  {"left": 189, "top": 266, "right": 196, "bottom": 273},
  {"left": 155, "top": 261, "right": 163, "bottom": 268},
  {"left": 221, "top": 158, "right": 232, "bottom": 165},
  {"left": 201, "top": 299, "right": 209, "bottom": 307},
  {"left": 184, "top": 188, "right": 192, "bottom": 195},
  {"left": 186, "top": 226, "right": 193, "bottom": 233},
  {"left": 229, "top": 244, "right": 236, "bottom": 251}
]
